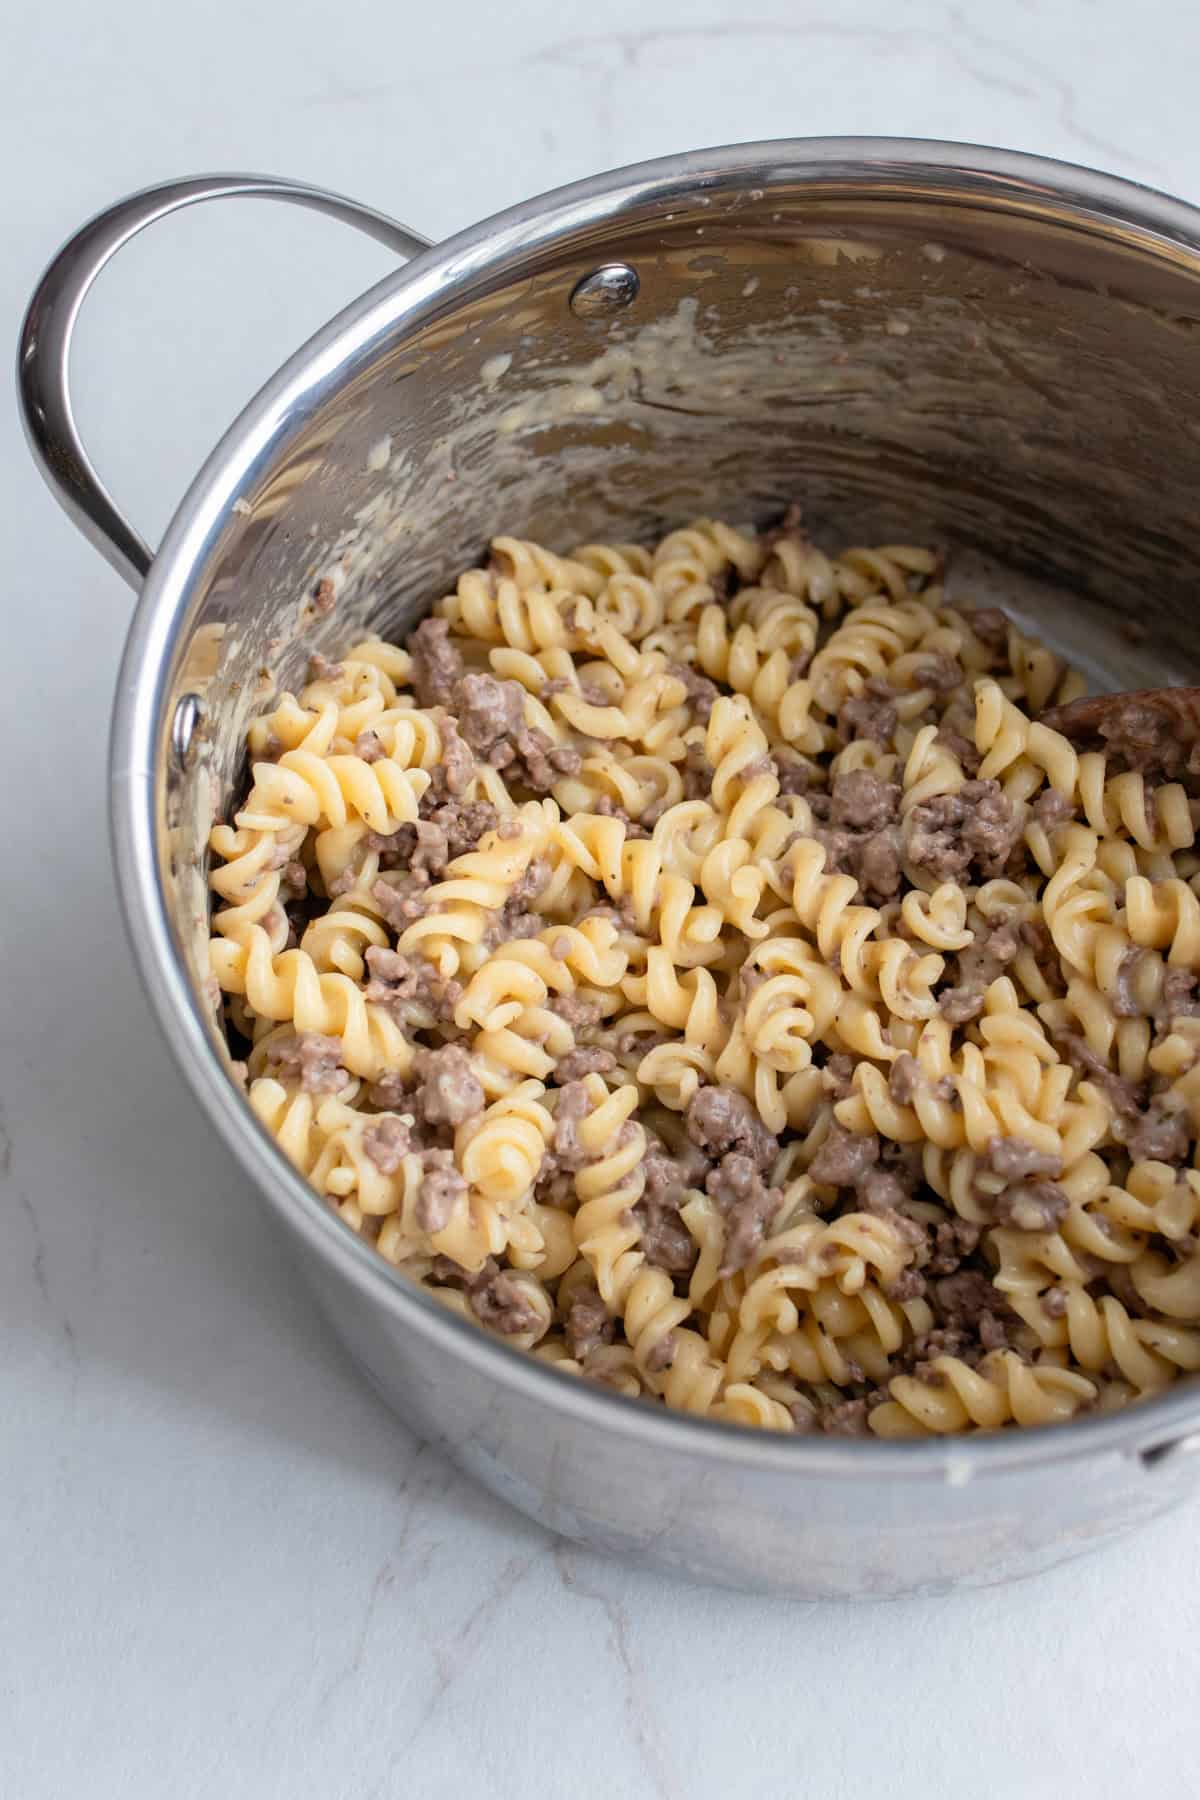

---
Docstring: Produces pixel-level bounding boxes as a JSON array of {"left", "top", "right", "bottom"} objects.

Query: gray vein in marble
[
  {"left": 945, "top": 5, "right": 1159, "bottom": 172},
  {"left": 0, "top": 1097, "right": 12, "bottom": 1180},
  {"left": 5, "top": 1100, "right": 79, "bottom": 1369},
  {"left": 428, "top": 1551, "right": 538, "bottom": 1703},
  {"left": 552, "top": 1544, "right": 681, "bottom": 1800},
  {"left": 317, "top": 1558, "right": 397, "bottom": 1713},
  {"left": 299, "top": 72, "right": 396, "bottom": 109},
  {"left": 529, "top": 18, "right": 1158, "bottom": 175},
  {"left": 353, "top": 1545, "right": 544, "bottom": 1793}
]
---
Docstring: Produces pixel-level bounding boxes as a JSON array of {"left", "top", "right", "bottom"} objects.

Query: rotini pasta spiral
[{"left": 871, "top": 1352, "right": 1097, "bottom": 1436}]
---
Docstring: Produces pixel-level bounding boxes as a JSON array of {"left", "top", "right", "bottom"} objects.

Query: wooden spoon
[{"left": 1039, "top": 687, "right": 1200, "bottom": 777}]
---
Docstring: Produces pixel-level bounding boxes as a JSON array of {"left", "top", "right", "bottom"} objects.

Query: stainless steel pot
[{"left": 20, "top": 140, "right": 1200, "bottom": 1598}]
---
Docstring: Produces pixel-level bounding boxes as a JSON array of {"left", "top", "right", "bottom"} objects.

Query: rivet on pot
[
  {"left": 172, "top": 693, "right": 204, "bottom": 769},
  {"left": 570, "top": 264, "right": 640, "bottom": 318}
]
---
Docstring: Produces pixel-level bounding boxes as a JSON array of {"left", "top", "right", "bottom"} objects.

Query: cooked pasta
[{"left": 209, "top": 513, "right": 1200, "bottom": 1437}]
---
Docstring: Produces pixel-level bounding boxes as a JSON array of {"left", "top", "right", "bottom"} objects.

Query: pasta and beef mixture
[{"left": 209, "top": 515, "right": 1200, "bottom": 1436}]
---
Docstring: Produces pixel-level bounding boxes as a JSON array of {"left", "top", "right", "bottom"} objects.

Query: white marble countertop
[{"left": 4, "top": 3, "right": 1200, "bottom": 1794}]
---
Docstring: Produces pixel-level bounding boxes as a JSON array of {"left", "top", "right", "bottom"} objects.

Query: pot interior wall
[{"left": 160, "top": 175, "right": 1200, "bottom": 1032}]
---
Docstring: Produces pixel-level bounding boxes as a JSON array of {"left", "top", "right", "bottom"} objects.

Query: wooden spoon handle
[{"left": 1039, "top": 687, "right": 1200, "bottom": 740}]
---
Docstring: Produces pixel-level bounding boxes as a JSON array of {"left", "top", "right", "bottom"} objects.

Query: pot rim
[{"left": 110, "top": 135, "right": 1200, "bottom": 1481}]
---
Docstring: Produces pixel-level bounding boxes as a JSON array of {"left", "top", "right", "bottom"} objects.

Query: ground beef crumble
[
  {"left": 408, "top": 617, "right": 464, "bottom": 708},
  {"left": 686, "top": 1085, "right": 778, "bottom": 1172},
  {"left": 266, "top": 1032, "right": 350, "bottom": 1094},
  {"left": 556, "top": 1046, "right": 617, "bottom": 1083},
  {"left": 371, "top": 870, "right": 434, "bottom": 933},
  {"left": 906, "top": 779, "right": 1022, "bottom": 882},
  {"left": 416, "top": 1152, "right": 467, "bottom": 1233},
  {"left": 670, "top": 660, "right": 720, "bottom": 723},
  {"left": 564, "top": 1283, "right": 614, "bottom": 1359},
  {"left": 634, "top": 1135, "right": 709, "bottom": 1273},
  {"left": 363, "top": 945, "right": 463, "bottom": 1025},
  {"left": 362, "top": 1114, "right": 411, "bottom": 1174},
  {"left": 806, "top": 769, "right": 903, "bottom": 903},
  {"left": 466, "top": 1260, "right": 546, "bottom": 1337},
  {"left": 809, "top": 1122, "right": 879, "bottom": 1189},
  {"left": 938, "top": 918, "right": 1020, "bottom": 1024},
  {"left": 838, "top": 679, "right": 897, "bottom": 745},
  {"left": 705, "top": 1153, "right": 783, "bottom": 1275},
  {"left": 552, "top": 1081, "right": 594, "bottom": 1172},
  {"left": 414, "top": 1044, "right": 484, "bottom": 1127}
]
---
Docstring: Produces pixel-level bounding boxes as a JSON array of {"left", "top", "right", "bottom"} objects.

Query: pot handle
[{"left": 17, "top": 173, "right": 433, "bottom": 592}]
